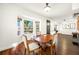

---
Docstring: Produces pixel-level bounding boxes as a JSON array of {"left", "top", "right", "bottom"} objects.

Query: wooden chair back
[{"left": 21, "top": 34, "right": 30, "bottom": 54}]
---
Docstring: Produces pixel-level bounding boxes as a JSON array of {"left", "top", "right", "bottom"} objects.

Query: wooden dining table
[
  {"left": 34, "top": 34, "right": 56, "bottom": 54},
  {"left": 34, "top": 34, "right": 54, "bottom": 43},
  {"left": 33, "top": 34, "right": 54, "bottom": 50},
  {"left": 29, "top": 34, "right": 57, "bottom": 54}
]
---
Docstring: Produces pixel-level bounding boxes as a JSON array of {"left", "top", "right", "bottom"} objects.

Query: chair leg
[
  {"left": 54, "top": 49, "right": 56, "bottom": 55},
  {"left": 24, "top": 48, "right": 26, "bottom": 55},
  {"left": 32, "top": 51, "right": 35, "bottom": 55},
  {"left": 24, "top": 48, "right": 30, "bottom": 55},
  {"left": 50, "top": 45, "right": 57, "bottom": 55},
  {"left": 39, "top": 48, "right": 42, "bottom": 55},
  {"left": 50, "top": 46, "right": 53, "bottom": 55},
  {"left": 54, "top": 47, "right": 56, "bottom": 55}
]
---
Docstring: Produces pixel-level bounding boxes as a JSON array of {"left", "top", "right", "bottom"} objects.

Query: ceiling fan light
[{"left": 44, "top": 6, "right": 51, "bottom": 12}]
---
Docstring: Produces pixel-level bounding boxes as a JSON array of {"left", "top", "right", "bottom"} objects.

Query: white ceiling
[
  {"left": 72, "top": 3, "right": 79, "bottom": 13},
  {"left": 16, "top": 3, "right": 73, "bottom": 19},
  {"left": 72, "top": 3, "right": 79, "bottom": 10}
]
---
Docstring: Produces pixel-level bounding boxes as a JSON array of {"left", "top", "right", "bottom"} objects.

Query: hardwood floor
[
  {"left": 0, "top": 42, "right": 25, "bottom": 55},
  {"left": 56, "top": 34, "right": 79, "bottom": 55},
  {"left": 0, "top": 34, "right": 79, "bottom": 55}
]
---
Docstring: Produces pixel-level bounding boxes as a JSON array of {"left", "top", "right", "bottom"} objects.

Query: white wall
[
  {"left": 0, "top": 4, "right": 20, "bottom": 51},
  {"left": 0, "top": 4, "right": 54, "bottom": 51}
]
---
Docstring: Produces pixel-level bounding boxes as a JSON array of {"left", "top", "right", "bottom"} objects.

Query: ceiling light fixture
[{"left": 44, "top": 3, "right": 51, "bottom": 12}]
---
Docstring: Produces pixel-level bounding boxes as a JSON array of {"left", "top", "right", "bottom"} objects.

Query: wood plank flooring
[{"left": 56, "top": 34, "right": 79, "bottom": 55}]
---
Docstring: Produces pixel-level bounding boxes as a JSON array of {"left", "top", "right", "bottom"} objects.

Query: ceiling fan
[{"left": 44, "top": 3, "right": 51, "bottom": 12}]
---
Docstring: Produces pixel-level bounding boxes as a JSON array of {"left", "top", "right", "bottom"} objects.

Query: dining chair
[
  {"left": 21, "top": 34, "right": 42, "bottom": 55},
  {"left": 51, "top": 34, "right": 57, "bottom": 55},
  {"left": 43, "top": 34, "right": 57, "bottom": 55}
]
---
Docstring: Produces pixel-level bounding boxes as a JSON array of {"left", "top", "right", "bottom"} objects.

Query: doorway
[{"left": 46, "top": 20, "right": 50, "bottom": 34}]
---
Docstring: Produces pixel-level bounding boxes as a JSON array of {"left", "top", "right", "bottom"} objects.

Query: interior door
[{"left": 46, "top": 20, "right": 50, "bottom": 34}]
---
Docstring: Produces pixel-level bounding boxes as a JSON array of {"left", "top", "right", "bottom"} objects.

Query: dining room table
[
  {"left": 33, "top": 34, "right": 54, "bottom": 52},
  {"left": 34, "top": 34, "right": 54, "bottom": 44}
]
